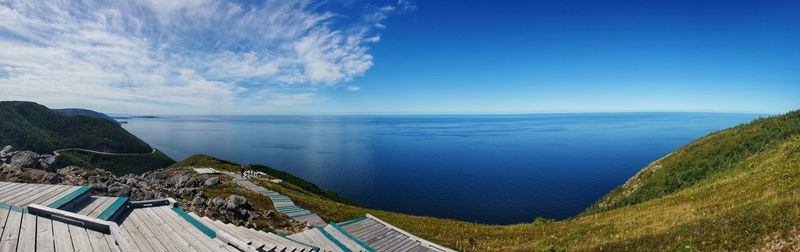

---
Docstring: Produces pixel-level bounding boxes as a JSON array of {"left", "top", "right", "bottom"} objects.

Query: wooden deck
[
  {"left": 0, "top": 181, "right": 456, "bottom": 252},
  {"left": 233, "top": 178, "right": 327, "bottom": 227},
  {"left": 339, "top": 215, "right": 457, "bottom": 252},
  {"left": 118, "top": 206, "right": 237, "bottom": 252},
  {"left": 0, "top": 182, "right": 88, "bottom": 209},
  {"left": 288, "top": 224, "right": 376, "bottom": 252},
  {"left": 192, "top": 168, "right": 221, "bottom": 174},
  {"left": 0, "top": 205, "right": 127, "bottom": 251},
  {"left": 188, "top": 212, "right": 318, "bottom": 252},
  {"left": 63, "top": 196, "right": 128, "bottom": 220}
]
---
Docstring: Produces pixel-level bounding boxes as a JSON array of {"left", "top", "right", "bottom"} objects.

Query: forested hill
[
  {"left": 53, "top": 108, "right": 120, "bottom": 125},
  {"left": 0, "top": 101, "right": 151, "bottom": 153}
]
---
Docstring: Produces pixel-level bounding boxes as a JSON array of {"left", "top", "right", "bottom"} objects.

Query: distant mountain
[
  {"left": 53, "top": 108, "right": 120, "bottom": 125},
  {"left": 0, "top": 101, "right": 151, "bottom": 153}
]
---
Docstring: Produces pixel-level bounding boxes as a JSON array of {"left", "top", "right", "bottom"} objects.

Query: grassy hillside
[
  {"left": 170, "top": 154, "right": 351, "bottom": 204},
  {"left": 177, "top": 109, "right": 800, "bottom": 251},
  {"left": 0, "top": 101, "right": 150, "bottom": 153},
  {"left": 56, "top": 149, "right": 175, "bottom": 176}
]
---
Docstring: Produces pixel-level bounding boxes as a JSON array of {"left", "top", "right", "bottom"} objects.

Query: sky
[{"left": 0, "top": 0, "right": 798, "bottom": 115}]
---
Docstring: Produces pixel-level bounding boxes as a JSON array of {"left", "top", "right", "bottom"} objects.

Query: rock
[
  {"left": 266, "top": 210, "right": 276, "bottom": 219},
  {"left": 204, "top": 177, "right": 220, "bottom": 187},
  {"left": 10, "top": 151, "right": 39, "bottom": 168},
  {"left": 177, "top": 187, "right": 195, "bottom": 197},
  {"left": 108, "top": 183, "right": 132, "bottom": 196},
  {"left": 38, "top": 154, "right": 57, "bottom": 171},
  {"left": 226, "top": 195, "right": 248, "bottom": 210},
  {"left": 210, "top": 197, "right": 226, "bottom": 208},
  {"left": 0, "top": 145, "right": 12, "bottom": 157},
  {"left": 175, "top": 175, "right": 190, "bottom": 188},
  {"left": 192, "top": 194, "right": 207, "bottom": 207}
]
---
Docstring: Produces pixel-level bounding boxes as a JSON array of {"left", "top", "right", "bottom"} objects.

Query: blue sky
[{"left": 0, "top": 0, "right": 798, "bottom": 114}]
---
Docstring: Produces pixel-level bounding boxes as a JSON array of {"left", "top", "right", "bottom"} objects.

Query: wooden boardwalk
[
  {"left": 0, "top": 182, "right": 89, "bottom": 210},
  {"left": 289, "top": 224, "right": 376, "bottom": 252},
  {"left": 188, "top": 212, "right": 318, "bottom": 252},
  {"left": 0, "top": 181, "right": 456, "bottom": 252},
  {"left": 118, "top": 206, "right": 237, "bottom": 252},
  {"left": 64, "top": 196, "right": 129, "bottom": 220},
  {"left": 232, "top": 178, "right": 327, "bottom": 227},
  {"left": 0, "top": 205, "right": 127, "bottom": 252},
  {"left": 339, "top": 215, "right": 457, "bottom": 252}
]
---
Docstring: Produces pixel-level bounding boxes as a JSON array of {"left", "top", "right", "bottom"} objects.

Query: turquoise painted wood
[
  {"left": 317, "top": 227, "right": 352, "bottom": 252},
  {"left": 97, "top": 197, "right": 128, "bottom": 220},
  {"left": 329, "top": 222, "right": 376, "bottom": 252},
  {"left": 47, "top": 186, "right": 90, "bottom": 209},
  {"left": 171, "top": 207, "right": 217, "bottom": 238}
]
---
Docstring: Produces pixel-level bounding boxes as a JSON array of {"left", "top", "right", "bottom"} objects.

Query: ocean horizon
[{"left": 123, "top": 112, "right": 764, "bottom": 224}]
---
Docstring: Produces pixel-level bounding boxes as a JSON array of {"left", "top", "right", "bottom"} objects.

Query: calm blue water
[{"left": 122, "top": 113, "right": 762, "bottom": 224}]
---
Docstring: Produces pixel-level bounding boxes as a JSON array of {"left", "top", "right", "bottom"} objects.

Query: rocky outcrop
[
  {"left": 0, "top": 146, "right": 302, "bottom": 233},
  {"left": 0, "top": 146, "right": 59, "bottom": 171}
]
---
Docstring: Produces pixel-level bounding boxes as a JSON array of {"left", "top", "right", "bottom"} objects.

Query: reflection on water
[{"left": 123, "top": 113, "right": 762, "bottom": 224}]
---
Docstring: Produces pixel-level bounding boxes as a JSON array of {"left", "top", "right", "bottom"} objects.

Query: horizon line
[{"left": 107, "top": 110, "right": 780, "bottom": 117}]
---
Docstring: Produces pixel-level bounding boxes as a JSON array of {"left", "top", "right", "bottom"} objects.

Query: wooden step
[{"left": 47, "top": 186, "right": 91, "bottom": 210}]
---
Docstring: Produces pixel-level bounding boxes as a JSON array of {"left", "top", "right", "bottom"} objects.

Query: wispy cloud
[
  {"left": 346, "top": 86, "right": 361, "bottom": 92},
  {"left": 0, "top": 0, "right": 409, "bottom": 114}
]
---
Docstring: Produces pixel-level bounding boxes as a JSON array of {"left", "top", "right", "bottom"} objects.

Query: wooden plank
[
  {"left": 67, "top": 225, "right": 93, "bottom": 252},
  {"left": 0, "top": 183, "right": 20, "bottom": 200},
  {"left": 26, "top": 204, "right": 112, "bottom": 234},
  {"left": 86, "top": 229, "right": 113, "bottom": 252},
  {"left": 133, "top": 209, "right": 184, "bottom": 252},
  {"left": 142, "top": 207, "right": 211, "bottom": 252},
  {"left": 0, "top": 183, "right": 28, "bottom": 199},
  {"left": 51, "top": 220, "right": 75, "bottom": 252},
  {"left": 0, "top": 208, "right": 9, "bottom": 238},
  {"left": 36, "top": 216, "right": 56, "bottom": 252},
  {"left": 16, "top": 213, "right": 36, "bottom": 252},
  {"left": 78, "top": 197, "right": 111, "bottom": 216},
  {"left": 0, "top": 184, "right": 39, "bottom": 204},
  {"left": 13, "top": 185, "right": 65, "bottom": 207},
  {"left": 128, "top": 210, "right": 169, "bottom": 251},
  {"left": 18, "top": 185, "right": 70, "bottom": 207},
  {"left": 9, "top": 184, "right": 53, "bottom": 205},
  {"left": 0, "top": 209, "right": 23, "bottom": 251},
  {"left": 138, "top": 208, "right": 195, "bottom": 252},
  {"left": 89, "top": 197, "right": 118, "bottom": 218},
  {"left": 120, "top": 215, "right": 156, "bottom": 252},
  {"left": 103, "top": 234, "right": 122, "bottom": 252},
  {"left": 152, "top": 207, "right": 220, "bottom": 252},
  {"left": 47, "top": 186, "right": 91, "bottom": 209},
  {"left": 40, "top": 187, "right": 81, "bottom": 206}
]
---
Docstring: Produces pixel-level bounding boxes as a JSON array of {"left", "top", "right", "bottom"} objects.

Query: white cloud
[
  {"left": 346, "top": 86, "right": 361, "bottom": 92},
  {"left": 0, "top": 0, "right": 409, "bottom": 114}
]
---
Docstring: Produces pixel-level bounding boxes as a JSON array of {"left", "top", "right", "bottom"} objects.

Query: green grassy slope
[
  {"left": 56, "top": 149, "right": 175, "bottom": 176},
  {"left": 174, "top": 109, "right": 800, "bottom": 251},
  {"left": 587, "top": 110, "right": 800, "bottom": 213},
  {"left": 0, "top": 101, "right": 150, "bottom": 153},
  {"left": 170, "top": 154, "right": 350, "bottom": 204}
]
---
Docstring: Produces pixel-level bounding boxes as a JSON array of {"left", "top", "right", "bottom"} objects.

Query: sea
[{"left": 121, "top": 112, "right": 763, "bottom": 224}]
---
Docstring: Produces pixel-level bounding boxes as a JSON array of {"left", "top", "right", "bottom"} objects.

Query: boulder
[
  {"left": 226, "top": 195, "right": 248, "bottom": 210},
  {"left": 38, "top": 154, "right": 57, "bottom": 171},
  {"left": 210, "top": 197, "right": 226, "bottom": 208},
  {"left": 175, "top": 175, "right": 191, "bottom": 188},
  {"left": 192, "top": 194, "right": 207, "bottom": 207},
  {"left": 204, "top": 177, "right": 220, "bottom": 187},
  {"left": 108, "top": 183, "right": 132, "bottom": 196},
  {"left": 10, "top": 151, "right": 40, "bottom": 168},
  {"left": 0, "top": 145, "right": 12, "bottom": 157}
]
